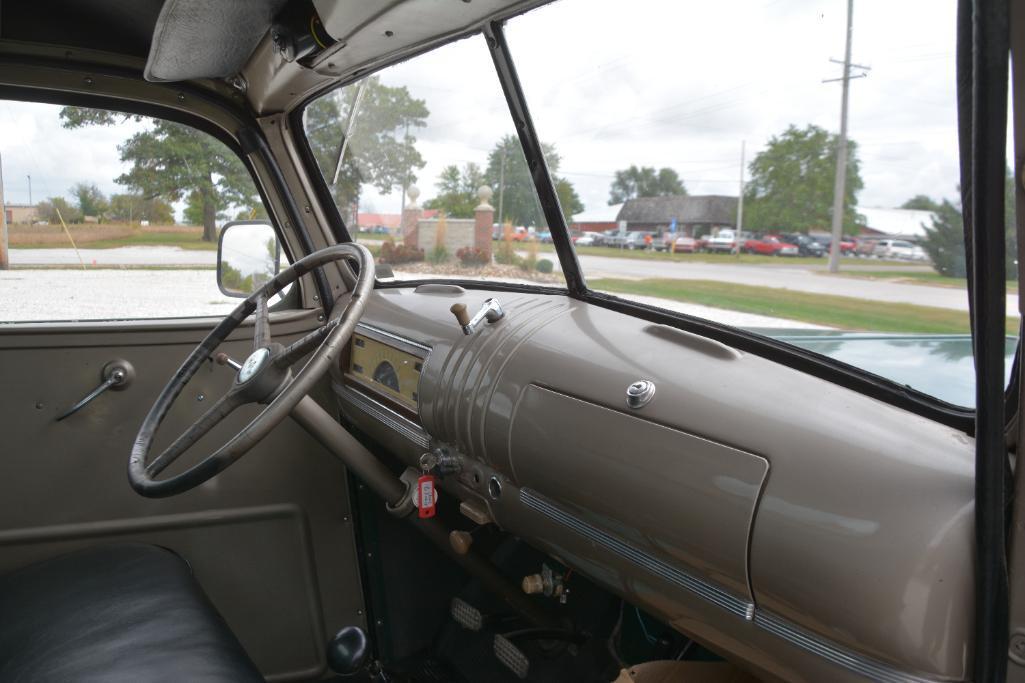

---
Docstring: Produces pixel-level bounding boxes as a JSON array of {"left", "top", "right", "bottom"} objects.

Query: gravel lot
[
  {"left": 2, "top": 268, "right": 825, "bottom": 328},
  {"left": 0, "top": 269, "right": 238, "bottom": 322}
]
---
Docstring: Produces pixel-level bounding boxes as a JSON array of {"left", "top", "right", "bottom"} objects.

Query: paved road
[
  {"left": 11, "top": 246, "right": 1016, "bottom": 315},
  {"left": 574, "top": 254, "right": 1016, "bottom": 315}
]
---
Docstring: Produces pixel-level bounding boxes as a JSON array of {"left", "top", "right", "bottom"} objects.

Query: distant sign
[
  {"left": 669, "top": 218, "right": 677, "bottom": 233},
  {"left": 618, "top": 219, "right": 627, "bottom": 236}
]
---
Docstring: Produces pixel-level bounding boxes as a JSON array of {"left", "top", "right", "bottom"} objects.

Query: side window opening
[{"left": 0, "top": 101, "right": 280, "bottom": 323}]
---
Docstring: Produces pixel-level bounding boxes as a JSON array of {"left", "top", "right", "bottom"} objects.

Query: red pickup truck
[{"left": 742, "top": 235, "right": 800, "bottom": 256}]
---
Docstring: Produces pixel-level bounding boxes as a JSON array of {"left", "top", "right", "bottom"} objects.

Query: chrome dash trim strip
[
  {"left": 335, "top": 382, "right": 430, "bottom": 449},
  {"left": 519, "top": 488, "right": 752, "bottom": 618},
  {"left": 355, "top": 322, "right": 431, "bottom": 356},
  {"left": 752, "top": 612, "right": 937, "bottom": 683},
  {"left": 519, "top": 487, "right": 943, "bottom": 683}
]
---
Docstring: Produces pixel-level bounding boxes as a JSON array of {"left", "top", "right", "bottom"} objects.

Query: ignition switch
[
  {"left": 521, "top": 563, "right": 569, "bottom": 604},
  {"left": 419, "top": 448, "right": 462, "bottom": 476}
]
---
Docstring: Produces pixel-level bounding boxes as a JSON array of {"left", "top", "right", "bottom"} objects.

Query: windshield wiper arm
[{"left": 331, "top": 80, "right": 369, "bottom": 186}]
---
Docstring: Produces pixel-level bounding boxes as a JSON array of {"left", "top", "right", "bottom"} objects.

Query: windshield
[
  {"left": 503, "top": 0, "right": 1017, "bottom": 407},
  {"left": 302, "top": 36, "right": 566, "bottom": 288}
]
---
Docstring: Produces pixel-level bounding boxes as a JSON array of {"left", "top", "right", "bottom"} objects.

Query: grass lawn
[
  {"left": 14, "top": 230, "right": 218, "bottom": 250},
  {"left": 830, "top": 269, "right": 1019, "bottom": 293},
  {"left": 535, "top": 243, "right": 916, "bottom": 267},
  {"left": 589, "top": 277, "right": 1018, "bottom": 335}
]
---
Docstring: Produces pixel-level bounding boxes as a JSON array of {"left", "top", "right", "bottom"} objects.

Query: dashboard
[{"left": 334, "top": 286, "right": 976, "bottom": 683}]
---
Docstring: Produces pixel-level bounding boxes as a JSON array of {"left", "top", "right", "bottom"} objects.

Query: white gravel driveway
[{"left": 0, "top": 269, "right": 238, "bottom": 322}]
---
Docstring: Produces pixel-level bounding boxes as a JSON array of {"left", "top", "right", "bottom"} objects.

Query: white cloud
[{"left": 0, "top": 0, "right": 988, "bottom": 223}]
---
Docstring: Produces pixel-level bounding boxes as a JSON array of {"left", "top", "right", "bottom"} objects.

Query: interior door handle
[{"left": 57, "top": 360, "right": 135, "bottom": 421}]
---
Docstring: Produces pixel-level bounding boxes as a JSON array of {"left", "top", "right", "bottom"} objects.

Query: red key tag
[{"left": 417, "top": 474, "right": 437, "bottom": 518}]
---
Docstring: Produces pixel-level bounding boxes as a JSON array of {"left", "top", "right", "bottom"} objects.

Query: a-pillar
[{"left": 474, "top": 185, "right": 494, "bottom": 260}]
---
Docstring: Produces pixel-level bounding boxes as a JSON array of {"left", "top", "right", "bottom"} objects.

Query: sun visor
[{"left": 144, "top": 0, "right": 288, "bottom": 82}]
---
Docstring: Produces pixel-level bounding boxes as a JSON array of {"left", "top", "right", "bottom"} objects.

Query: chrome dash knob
[{"left": 626, "top": 380, "right": 656, "bottom": 409}]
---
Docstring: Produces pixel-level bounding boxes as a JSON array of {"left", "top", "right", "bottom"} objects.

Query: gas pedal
[
  {"left": 450, "top": 597, "right": 484, "bottom": 632},
  {"left": 494, "top": 633, "right": 530, "bottom": 679}
]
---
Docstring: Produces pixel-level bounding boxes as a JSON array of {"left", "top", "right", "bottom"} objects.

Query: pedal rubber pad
[
  {"left": 450, "top": 597, "right": 483, "bottom": 632},
  {"left": 494, "top": 633, "right": 530, "bottom": 679}
]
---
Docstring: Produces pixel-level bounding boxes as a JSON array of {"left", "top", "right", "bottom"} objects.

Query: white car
[
  {"left": 574, "top": 233, "right": 597, "bottom": 247},
  {"left": 703, "top": 228, "right": 738, "bottom": 253},
  {"left": 873, "top": 239, "right": 916, "bottom": 260}
]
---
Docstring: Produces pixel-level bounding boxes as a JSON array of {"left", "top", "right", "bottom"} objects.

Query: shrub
[
  {"left": 495, "top": 220, "right": 521, "bottom": 266},
  {"left": 428, "top": 244, "right": 450, "bottom": 264},
  {"left": 379, "top": 240, "right": 424, "bottom": 264},
  {"left": 427, "top": 214, "right": 450, "bottom": 264},
  {"left": 536, "top": 258, "right": 554, "bottom": 274},
  {"left": 457, "top": 246, "right": 490, "bottom": 266}
]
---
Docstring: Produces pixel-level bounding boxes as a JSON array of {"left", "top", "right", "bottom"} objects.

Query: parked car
[
  {"left": 810, "top": 234, "right": 858, "bottom": 256},
  {"left": 743, "top": 234, "right": 800, "bottom": 256},
  {"left": 702, "top": 228, "right": 739, "bottom": 253},
  {"left": 910, "top": 244, "right": 929, "bottom": 261},
  {"left": 780, "top": 233, "right": 825, "bottom": 257},
  {"left": 536, "top": 230, "right": 553, "bottom": 243},
  {"left": 623, "top": 231, "right": 655, "bottom": 250},
  {"left": 662, "top": 234, "right": 697, "bottom": 253},
  {"left": 874, "top": 239, "right": 917, "bottom": 260},
  {"left": 855, "top": 238, "right": 879, "bottom": 257},
  {"left": 574, "top": 233, "right": 597, "bottom": 246}
]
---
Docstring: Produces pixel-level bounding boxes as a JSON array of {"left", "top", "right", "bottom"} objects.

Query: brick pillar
[
  {"left": 474, "top": 185, "right": 494, "bottom": 260},
  {"left": 401, "top": 185, "right": 422, "bottom": 248}
]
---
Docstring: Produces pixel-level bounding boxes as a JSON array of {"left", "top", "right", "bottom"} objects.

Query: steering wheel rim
[{"left": 129, "top": 243, "right": 374, "bottom": 498}]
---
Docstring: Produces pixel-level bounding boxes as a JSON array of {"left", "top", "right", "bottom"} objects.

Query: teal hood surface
[{"left": 751, "top": 330, "right": 1018, "bottom": 409}]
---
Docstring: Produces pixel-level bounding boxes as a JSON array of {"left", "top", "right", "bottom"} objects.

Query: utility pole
[
  {"left": 0, "top": 153, "right": 8, "bottom": 270},
  {"left": 497, "top": 147, "right": 507, "bottom": 226},
  {"left": 736, "top": 140, "right": 745, "bottom": 258},
  {"left": 26, "top": 175, "right": 31, "bottom": 207},
  {"left": 825, "top": 0, "right": 868, "bottom": 273}
]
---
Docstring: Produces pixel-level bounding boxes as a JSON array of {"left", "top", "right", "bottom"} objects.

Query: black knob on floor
[{"left": 327, "top": 625, "right": 369, "bottom": 676}]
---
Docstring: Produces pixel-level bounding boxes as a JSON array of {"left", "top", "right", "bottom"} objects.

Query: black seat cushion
[{"left": 0, "top": 543, "right": 263, "bottom": 682}]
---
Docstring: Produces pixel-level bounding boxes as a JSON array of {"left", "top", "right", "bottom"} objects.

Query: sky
[{"left": 0, "top": 0, "right": 976, "bottom": 222}]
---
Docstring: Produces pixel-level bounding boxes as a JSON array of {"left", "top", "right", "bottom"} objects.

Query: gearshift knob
[{"left": 327, "top": 626, "right": 369, "bottom": 675}]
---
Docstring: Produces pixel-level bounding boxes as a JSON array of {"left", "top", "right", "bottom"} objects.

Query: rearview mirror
[{"left": 217, "top": 221, "right": 282, "bottom": 298}]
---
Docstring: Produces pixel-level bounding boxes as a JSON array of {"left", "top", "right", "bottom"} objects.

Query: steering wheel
[{"left": 129, "top": 244, "right": 374, "bottom": 498}]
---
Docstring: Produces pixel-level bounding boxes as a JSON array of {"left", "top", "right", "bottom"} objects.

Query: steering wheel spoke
[
  {"left": 145, "top": 391, "right": 247, "bottom": 477},
  {"left": 253, "top": 292, "right": 271, "bottom": 350},
  {"left": 129, "top": 243, "right": 375, "bottom": 498},
  {"left": 274, "top": 318, "right": 339, "bottom": 369}
]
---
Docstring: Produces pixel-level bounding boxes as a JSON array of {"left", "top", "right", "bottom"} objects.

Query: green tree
[
  {"left": 37, "top": 196, "right": 82, "bottom": 224},
  {"left": 921, "top": 200, "right": 965, "bottom": 277},
  {"left": 484, "top": 135, "right": 583, "bottom": 227},
  {"left": 424, "top": 163, "right": 485, "bottom": 217},
  {"left": 60, "top": 107, "right": 258, "bottom": 241},
  {"left": 108, "top": 193, "right": 174, "bottom": 224},
  {"left": 919, "top": 168, "right": 1017, "bottom": 280},
  {"left": 744, "top": 124, "right": 864, "bottom": 234},
  {"left": 304, "top": 76, "right": 429, "bottom": 222},
  {"left": 608, "top": 165, "right": 686, "bottom": 204},
  {"left": 900, "top": 195, "right": 941, "bottom": 212},
  {"left": 71, "top": 182, "right": 109, "bottom": 219},
  {"left": 183, "top": 189, "right": 228, "bottom": 226}
]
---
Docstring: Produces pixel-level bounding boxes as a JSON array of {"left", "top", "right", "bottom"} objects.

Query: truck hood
[{"left": 750, "top": 329, "right": 1018, "bottom": 408}]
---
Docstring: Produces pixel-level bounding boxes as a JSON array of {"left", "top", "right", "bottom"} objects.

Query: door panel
[{"left": 0, "top": 309, "right": 363, "bottom": 681}]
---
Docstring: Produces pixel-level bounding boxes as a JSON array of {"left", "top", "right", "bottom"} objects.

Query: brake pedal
[
  {"left": 494, "top": 633, "right": 530, "bottom": 679},
  {"left": 450, "top": 597, "right": 484, "bottom": 632}
]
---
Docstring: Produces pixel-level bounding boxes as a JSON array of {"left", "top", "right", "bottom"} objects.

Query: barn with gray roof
[{"left": 615, "top": 195, "right": 738, "bottom": 236}]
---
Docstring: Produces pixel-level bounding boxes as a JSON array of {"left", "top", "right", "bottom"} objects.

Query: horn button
[{"left": 235, "top": 344, "right": 288, "bottom": 402}]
